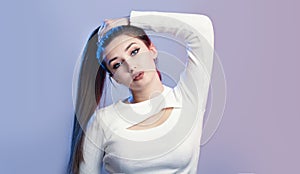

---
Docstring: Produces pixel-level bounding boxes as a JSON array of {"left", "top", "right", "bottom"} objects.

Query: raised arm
[{"left": 130, "top": 11, "right": 214, "bottom": 111}]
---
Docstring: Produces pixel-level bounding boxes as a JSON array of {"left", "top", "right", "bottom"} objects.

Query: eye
[
  {"left": 130, "top": 48, "right": 140, "bottom": 56},
  {"left": 112, "top": 61, "right": 124, "bottom": 69}
]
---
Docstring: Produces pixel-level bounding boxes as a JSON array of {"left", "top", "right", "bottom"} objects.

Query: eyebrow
[
  {"left": 108, "top": 42, "right": 137, "bottom": 66},
  {"left": 108, "top": 57, "right": 117, "bottom": 66},
  {"left": 125, "top": 42, "right": 137, "bottom": 52}
]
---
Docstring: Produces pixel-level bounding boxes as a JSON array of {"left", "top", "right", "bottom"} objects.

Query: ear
[{"left": 148, "top": 43, "right": 158, "bottom": 59}]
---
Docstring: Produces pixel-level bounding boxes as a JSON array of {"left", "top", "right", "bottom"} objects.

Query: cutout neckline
[{"left": 126, "top": 107, "right": 174, "bottom": 131}]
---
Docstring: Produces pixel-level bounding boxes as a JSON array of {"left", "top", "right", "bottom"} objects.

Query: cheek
[
  {"left": 148, "top": 70, "right": 158, "bottom": 79},
  {"left": 113, "top": 72, "right": 132, "bottom": 86},
  {"left": 135, "top": 53, "right": 156, "bottom": 71}
]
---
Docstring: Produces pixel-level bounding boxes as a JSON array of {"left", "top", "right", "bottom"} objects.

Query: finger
[{"left": 98, "top": 21, "right": 107, "bottom": 38}]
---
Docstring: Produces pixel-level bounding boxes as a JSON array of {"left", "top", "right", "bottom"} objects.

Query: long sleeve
[
  {"left": 130, "top": 11, "right": 214, "bottom": 111},
  {"left": 79, "top": 112, "right": 105, "bottom": 174}
]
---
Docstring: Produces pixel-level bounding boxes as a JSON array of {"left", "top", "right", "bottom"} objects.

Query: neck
[{"left": 129, "top": 76, "right": 164, "bottom": 103}]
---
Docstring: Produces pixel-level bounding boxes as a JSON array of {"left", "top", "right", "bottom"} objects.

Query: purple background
[{"left": 0, "top": 0, "right": 299, "bottom": 173}]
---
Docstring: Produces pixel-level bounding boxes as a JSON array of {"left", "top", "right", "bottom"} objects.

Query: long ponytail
[
  {"left": 67, "top": 24, "right": 164, "bottom": 174},
  {"left": 67, "top": 26, "right": 107, "bottom": 174}
]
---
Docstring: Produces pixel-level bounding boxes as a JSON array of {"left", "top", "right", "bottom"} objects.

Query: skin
[
  {"left": 101, "top": 19, "right": 174, "bottom": 130},
  {"left": 103, "top": 34, "right": 164, "bottom": 103}
]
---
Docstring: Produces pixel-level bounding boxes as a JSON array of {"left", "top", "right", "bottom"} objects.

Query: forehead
[{"left": 103, "top": 35, "right": 143, "bottom": 60}]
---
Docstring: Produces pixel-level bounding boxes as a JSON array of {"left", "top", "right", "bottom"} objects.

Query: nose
[{"left": 123, "top": 56, "right": 137, "bottom": 73}]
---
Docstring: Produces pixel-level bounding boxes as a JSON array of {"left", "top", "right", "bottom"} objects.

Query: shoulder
[
  {"left": 94, "top": 102, "right": 119, "bottom": 127},
  {"left": 96, "top": 103, "right": 115, "bottom": 114}
]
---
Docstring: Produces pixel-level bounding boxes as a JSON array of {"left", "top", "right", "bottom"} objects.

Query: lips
[{"left": 133, "top": 71, "right": 144, "bottom": 81}]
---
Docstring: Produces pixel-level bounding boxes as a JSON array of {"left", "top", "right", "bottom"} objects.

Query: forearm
[{"left": 129, "top": 11, "right": 214, "bottom": 46}]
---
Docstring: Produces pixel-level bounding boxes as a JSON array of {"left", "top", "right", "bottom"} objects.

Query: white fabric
[{"left": 79, "top": 11, "right": 214, "bottom": 174}]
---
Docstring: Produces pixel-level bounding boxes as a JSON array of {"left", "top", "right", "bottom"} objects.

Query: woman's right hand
[{"left": 98, "top": 17, "right": 129, "bottom": 38}]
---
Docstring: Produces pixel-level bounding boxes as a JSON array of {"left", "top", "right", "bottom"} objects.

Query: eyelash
[
  {"left": 112, "top": 61, "right": 123, "bottom": 69},
  {"left": 112, "top": 48, "right": 140, "bottom": 69},
  {"left": 130, "top": 48, "right": 140, "bottom": 56}
]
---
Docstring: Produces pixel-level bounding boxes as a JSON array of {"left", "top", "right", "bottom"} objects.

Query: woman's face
[{"left": 103, "top": 34, "right": 158, "bottom": 91}]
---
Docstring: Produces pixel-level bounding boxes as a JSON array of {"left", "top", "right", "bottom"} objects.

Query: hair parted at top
[
  {"left": 96, "top": 25, "right": 152, "bottom": 65},
  {"left": 67, "top": 24, "right": 161, "bottom": 174}
]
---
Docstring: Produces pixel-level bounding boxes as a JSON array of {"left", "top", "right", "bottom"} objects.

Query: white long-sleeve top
[{"left": 79, "top": 11, "right": 214, "bottom": 174}]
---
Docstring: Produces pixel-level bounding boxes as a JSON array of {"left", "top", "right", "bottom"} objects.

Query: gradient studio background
[{"left": 0, "top": 0, "right": 299, "bottom": 173}]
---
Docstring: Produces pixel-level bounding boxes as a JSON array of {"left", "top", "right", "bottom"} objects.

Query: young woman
[{"left": 67, "top": 11, "right": 214, "bottom": 174}]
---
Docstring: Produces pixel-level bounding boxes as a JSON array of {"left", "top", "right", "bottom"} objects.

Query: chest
[{"left": 102, "top": 130, "right": 198, "bottom": 173}]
